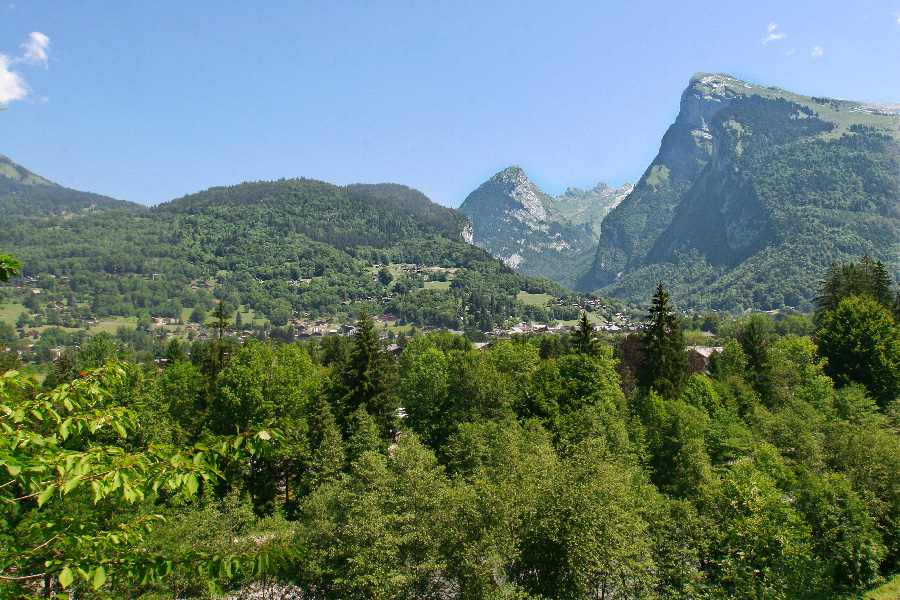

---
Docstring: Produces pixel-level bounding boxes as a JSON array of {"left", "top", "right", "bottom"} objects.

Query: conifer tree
[
  {"left": 303, "top": 399, "right": 345, "bottom": 494},
  {"left": 572, "top": 310, "right": 597, "bottom": 355},
  {"left": 637, "top": 282, "right": 688, "bottom": 399},
  {"left": 739, "top": 317, "right": 774, "bottom": 403},
  {"left": 341, "top": 311, "right": 396, "bottom": 433},
  {"left": 207, "top": 299, "right": 232, "bottom": 341},
  {"left": 165, "top": 337, "right": 187, "bottom": 365},
  {"left": 815, "top": 253, "right": 894, "bottom": 324}
]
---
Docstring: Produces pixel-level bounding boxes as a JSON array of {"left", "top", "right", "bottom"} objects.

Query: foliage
[
  {"left": 0, "top": 249, "right": 21, "bottom": 283},
  {"left": 817, "top": 296, "right": 900, "bottom": 409},
  {"left": 0, "top": 364, "right": 293, "bottom": 598},
  {"left": 815, "top": 253, "right": 894, "bottom": 323},
  {"left": 3, "top": 231, "right": 900, "bottom": 598}
]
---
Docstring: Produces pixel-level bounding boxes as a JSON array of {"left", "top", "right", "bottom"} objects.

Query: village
[{"left": 3, "top": 270, "right": 723, "bottom": 371}]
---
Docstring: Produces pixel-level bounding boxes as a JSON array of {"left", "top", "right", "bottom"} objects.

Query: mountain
[
  {"left": 578, "top": 73, "right": 900, "bottom": 311},
  {"left": 1, "top": 175, "right": 588, "bottom": 331},
  {"left": 458, "top": 166, "right": 630, "bottom": 288},
  {"left": 0, "top": 154, "right": 146, "bottom": 217},
  {"left": 554, "top": 181, "right": 634, "bottom": 238}
]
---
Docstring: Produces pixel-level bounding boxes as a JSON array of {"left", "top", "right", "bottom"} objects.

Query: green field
[
  {"left": 516, "top": 291, "right": 554, "bottom": 306},
  {"left": 424, "top": 280, "right": 451, "bottom": 291},
  {"left": 0, "top": 302, "right": 28, "bottom": 326},
  {"left": 862, "top": 575, "right": 900, "bottom": 600}
]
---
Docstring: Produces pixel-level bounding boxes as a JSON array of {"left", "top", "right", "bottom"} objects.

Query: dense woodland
[
  {"left": 0, "top": 178, "right": 591, "bottom": 332},
  {"left": 4, "top": 254, "right": 900, "bottom": 599}
]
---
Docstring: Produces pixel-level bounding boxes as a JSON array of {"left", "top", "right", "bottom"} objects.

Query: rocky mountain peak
[{"left": 463, "top": 165, "right": 558, "bottom": 228}]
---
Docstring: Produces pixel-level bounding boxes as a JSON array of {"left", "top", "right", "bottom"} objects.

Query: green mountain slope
[
  {"left": 0, "top": 153, "right": 146, "bottom": 217},
  {"left": 2, "top": 176, "right": 586, "bottom": 330},
  {"left": 459, "top": 166, "right": 630, "bottom": 288},
  {"left": 579, "top": 73, "right": 900, "bottom": 311}
]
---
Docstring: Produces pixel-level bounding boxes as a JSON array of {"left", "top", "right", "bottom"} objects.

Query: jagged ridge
[{"left": 459, "top": 166, "right": 631, "bottom": 288}]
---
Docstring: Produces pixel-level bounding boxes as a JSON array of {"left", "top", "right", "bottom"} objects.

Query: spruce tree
[
  {"left": 637, "top": 282, "right": 688, "bottom": 399},
  {"left": 341, "top": 311, "right": 396, "bottom": 434},
  {"left": 739, "top": 317, "right": 774, "bottom": 403},
  {"left": 572, "top": 310, "right": 597, "bottom": 355},
  {"left": 815, "top": 254, "right": 895, "bottom": 324},
  {"left": 164, "top": 337, "right": 187, "bottom": 365}
]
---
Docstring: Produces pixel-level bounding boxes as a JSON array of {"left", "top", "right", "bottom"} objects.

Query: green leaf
[
  {"left": 185, "top": 473, "right": 199, "bottom": 496},
  {"left": 62, "top": 474, "right": 83, "bottom": 494},
  {"left": 257, "top": 430, "right": 271, "bottom": 440},
  {"left": 37, "top": 484, "right": 55, "bottom": 507},
  {"left": 92, "top": 565, "right": 107, "bottom": 589},
  {"left": 58, "top": 566, "right": 74, "bottom": 588},
  {"left": 112, "top": 421, "right": 127, "bottom": 438}
]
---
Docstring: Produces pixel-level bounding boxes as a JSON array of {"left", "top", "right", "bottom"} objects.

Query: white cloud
[
  {"left": 763, "top": 23, "right": 786, "bottom": 44},
  {"left": 0, "top": 55, "right": 29, "bottom": 103},
  {"left": 786, "top": 48, "right": 796, "bottom": 55},
  {"left": 0, "top": 31, "right": 49, "bottom": 104},
  {"left": 21, "top": 31, "right": 50, "bottom": 67},
  {"left": 811, "top": 45, "right": 824, "bottom": 57}
]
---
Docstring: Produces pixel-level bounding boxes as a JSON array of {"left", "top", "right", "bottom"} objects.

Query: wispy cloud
[
  {"left": 763, "top": 23, "right": 786, "bottom": 44},
  {"left": 811, "top": 45, "right": 824, "bottom": 57},
  {"left": 21, "top": 32, "right": 50, "bottom": 67},
  {"left": 0, "top": 31, "right": 50, "bottom": 104},
  {"left": 786, "top": 48, "right": 796, "bottom": 55}
]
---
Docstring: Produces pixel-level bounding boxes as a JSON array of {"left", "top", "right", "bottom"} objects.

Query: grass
[
  {"left": 516, "top": 291, "right": 554, "bottom": 306},
  {"left": 236, "top": 305, "right": 266, "bottom": 327},
  {"left": 0, "top": 302, "right": 28, "bottom": 326},
  {"left": 862, "top": 575, "right": 900, "bottom": 600},
  {"left": 424, "top": 281, "right": 451, "bottom": 291}
]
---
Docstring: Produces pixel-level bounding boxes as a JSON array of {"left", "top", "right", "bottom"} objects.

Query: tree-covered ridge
[
  {"left": 0, "top": 153, "right": 147, "bottom": 218},
  {"left": 155, "top": 179, "right": 470, "bottom": 252},
  {"left": 582, "top": 73, "right": 900, "bottom": 312},
  {"left": 1, "top": 175, "right": 589, "bottom": 331}
]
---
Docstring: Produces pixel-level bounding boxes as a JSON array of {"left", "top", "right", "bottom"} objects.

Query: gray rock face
[
  {"left": 459, "top": 166, "right": 619, "bottom": 288},
  {"left": 581, "top": 74, "right": 779, "bottom": 290}
]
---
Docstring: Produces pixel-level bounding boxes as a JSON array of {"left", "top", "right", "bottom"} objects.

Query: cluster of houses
[{"left": 594, "top": 312, "right": 642, "bottom": 333}]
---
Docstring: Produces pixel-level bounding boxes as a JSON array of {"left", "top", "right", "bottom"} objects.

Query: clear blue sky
[{"left": 2, "top": 1, "right": 899, "bottom": 207}]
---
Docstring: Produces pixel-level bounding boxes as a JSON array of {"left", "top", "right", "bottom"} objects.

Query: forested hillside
[
  {"left": 581, "top": 73, "right": 900, "bottom": 311},
  {"left": 0, "top": 174, "right": 591, "bottom": 333},
  {"left": 4, "top": 257, "right": 900, "bottom": 599}
]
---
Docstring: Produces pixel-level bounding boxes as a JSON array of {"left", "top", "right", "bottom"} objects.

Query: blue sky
[{"left": 2, "top": 1, "right": 899, "bottom": 207}]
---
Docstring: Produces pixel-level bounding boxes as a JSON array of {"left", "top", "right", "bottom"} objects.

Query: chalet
[{"left": 687, "top": 346, "right": 724, "bottom": 370}]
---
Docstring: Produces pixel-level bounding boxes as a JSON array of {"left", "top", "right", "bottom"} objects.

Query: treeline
[{"left": 4, "top": 256, "right": 900, "bottom": 598}]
